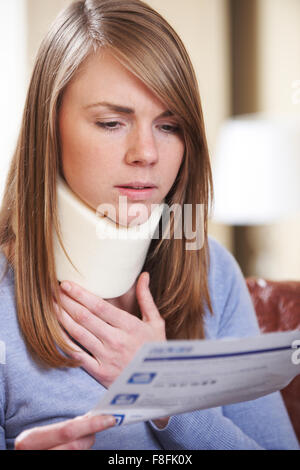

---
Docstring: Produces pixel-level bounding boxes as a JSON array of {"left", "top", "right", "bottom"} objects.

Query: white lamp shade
[{"left": 212, "top": 113, "right": 300, "bottom": 225}]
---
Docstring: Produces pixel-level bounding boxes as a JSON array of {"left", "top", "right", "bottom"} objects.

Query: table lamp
[{"left": 212, "top": 113, "right": 300, "bottom": 276}]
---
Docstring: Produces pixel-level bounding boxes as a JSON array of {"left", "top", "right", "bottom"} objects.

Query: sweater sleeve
[
  {"left": 0, "top": 425, "right": 6, "bottom": 450},
  {"left": 148, "top": 238, "right": 300, "bottom": 450},
  {"left": 0, "top": 372, "right": 6, "bottom": 450}
]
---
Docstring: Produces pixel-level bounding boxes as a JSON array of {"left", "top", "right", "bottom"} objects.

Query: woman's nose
[{"left": 125, "top": 124, "right": 159, "bottom": 166}]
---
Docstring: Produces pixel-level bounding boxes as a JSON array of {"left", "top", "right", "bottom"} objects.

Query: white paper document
[{"left": 90, "top": 329, "right": 300, "bottom": 426}]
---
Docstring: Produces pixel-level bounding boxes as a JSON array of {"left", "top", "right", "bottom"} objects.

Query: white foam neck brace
[{"left": 53, "top": 177, "right": 164, "bottom": 299}]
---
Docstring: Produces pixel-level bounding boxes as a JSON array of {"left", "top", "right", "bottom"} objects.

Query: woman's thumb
[{"left": 136, "top": 272, "right": 159, "bottom": 322}]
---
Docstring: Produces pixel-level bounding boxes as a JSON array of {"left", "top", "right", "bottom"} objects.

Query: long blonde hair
[{"left": 0, "top": 0, "right": 213, "bottom": 368}]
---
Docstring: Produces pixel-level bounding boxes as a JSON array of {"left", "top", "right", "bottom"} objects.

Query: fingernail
[
  {"left": 103, "top": 415, "right": 117, "bottom": 427},
  {"left": 61, "top": 282, "right": 71, "bottom": 292}
]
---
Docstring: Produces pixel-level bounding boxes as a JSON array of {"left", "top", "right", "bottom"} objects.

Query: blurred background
[{"left": 1, "top": 0, "right": 300, "bottom": 280}]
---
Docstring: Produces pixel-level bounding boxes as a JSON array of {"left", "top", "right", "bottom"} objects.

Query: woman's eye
[
  {"left": 96, "top": 121, "right": 180, "bottom": 134},
  {"left": 160, "top": 124, "right": 180, "bottom": 134},
  {"left": 96, "top": 121, "right": 122, "bottom": 132}
]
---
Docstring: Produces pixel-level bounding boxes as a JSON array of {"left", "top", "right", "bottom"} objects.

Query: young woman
[{"left": 0, "top": 0, "right": 299, "bottom": 450}]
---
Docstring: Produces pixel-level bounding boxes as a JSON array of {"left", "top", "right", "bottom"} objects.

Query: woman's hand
[
  {"left": 15, "top": 414, "right": 116, "bottom": 450},
  {"left": 53, "top": 272, "right": 167, "bottom": 389}
]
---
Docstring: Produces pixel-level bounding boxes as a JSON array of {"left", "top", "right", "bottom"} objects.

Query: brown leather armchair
[{"left": 246, "top": 278, "right": 300, "bottom": 443}]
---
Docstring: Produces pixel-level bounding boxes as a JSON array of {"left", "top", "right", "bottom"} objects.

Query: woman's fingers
[
  {"left": 54, "top": 301, "right": 106, "bottom": 355},
  {"left": 53, "top": 304, "right": 117, "bottom": 388},
  {"left": 50, "top": 434, "right": 95, "bottom": 451},
  {"left": 56, "top": 291, "right": 114, "bottom": 342},
  {"left": 59, "top": 282, "right": 136, "bottom": 330},
  {"left": 15, "top": 414, "right": 116, "bottom": 450},
  {"left": 136, "top": 273, "right": 165, "bottom": 325},
  {"left": 52, "top": 274, "right": 166, "bottom": 390}
]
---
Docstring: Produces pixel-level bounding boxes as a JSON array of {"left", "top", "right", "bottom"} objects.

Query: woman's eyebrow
[{"left": 84, "top": 101, "right": 174, "bottom": 118}]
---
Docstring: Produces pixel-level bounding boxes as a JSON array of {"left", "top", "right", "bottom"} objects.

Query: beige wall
[
  {"left": 257, "top": 0, "right": 300, "bottom": 115},
  {"left": 27, "top": 0, "right": 72, "bottom": 75},
  {"left": 0, "top": 0, "right": 27, "bottom": 204}
]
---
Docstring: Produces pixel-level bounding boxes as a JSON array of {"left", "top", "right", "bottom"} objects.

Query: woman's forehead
[{"left": 62, "top": 50, "right": 169, "bottom": 115}]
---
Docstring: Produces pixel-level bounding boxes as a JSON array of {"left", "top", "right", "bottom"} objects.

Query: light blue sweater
[{"left": 0, "top": 237, "right": 299, "bottom": 450}]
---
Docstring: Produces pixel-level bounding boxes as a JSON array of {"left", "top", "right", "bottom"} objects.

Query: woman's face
[{"left": 59, "top": 49, "right": 185, "bottom": 226}]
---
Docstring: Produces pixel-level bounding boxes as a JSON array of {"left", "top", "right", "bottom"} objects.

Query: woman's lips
[{"left": 115, "top": 186, "right": 156, "bottom": 200}]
